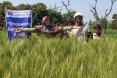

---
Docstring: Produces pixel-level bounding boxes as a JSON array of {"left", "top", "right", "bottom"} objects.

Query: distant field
[{"left": 0, "top": 29, "right": 117, "bottom": 78}]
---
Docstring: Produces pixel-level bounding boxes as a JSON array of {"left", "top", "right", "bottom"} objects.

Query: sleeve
[
  {"left": 82, "top": 24, "right": 89, "bottom": 33},
  {"left": 22, "top": 28, "right": 36, "bottom": 32}
]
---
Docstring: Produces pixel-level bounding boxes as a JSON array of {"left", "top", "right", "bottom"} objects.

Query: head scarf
[{"left": 42, "top": 16, "right": 50, "bottom": 25}]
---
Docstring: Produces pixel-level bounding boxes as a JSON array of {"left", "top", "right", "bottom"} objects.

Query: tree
[
  {"left": 112, "top": 14, "right": 117, "bottom": 20},
  {"left": 112, "top": 14, "right": 117, "bottom": 29},
  {"left": 89, "top": 0, "right": 117, "bottom": 33},
  {"left": 62, "top": 0, "right": 75, "bottom": 24},
  {"left": 32, "top": 3, "right": 47, "bottom": 26},
  {"left": 17, "top": 4, "right": 32, "bottom": 10},
  {"left": 62, "top": 11, "right": 75, "bottom": 25},
  {"left": 0, "top": 1, "right": 15, "bottom": 28},
  {"left": 89, "top": 20, "right": 98, "bottom": 29},
  {"left": 107, "top": 21, "right": 113, "bottom": 29},
  {"left": 47, "top": 9, "right": 63, "bottom": 25},
  {"left": 62, "top": 0, "right": 70, "bottom": 13},
  {"left": 50, "top": 4, "right": 63, "bottom": 13}
]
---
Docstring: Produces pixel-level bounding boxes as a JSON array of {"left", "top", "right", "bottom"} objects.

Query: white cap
[{"left": 74, "top": 12, "right": 83, "bottom": 19}]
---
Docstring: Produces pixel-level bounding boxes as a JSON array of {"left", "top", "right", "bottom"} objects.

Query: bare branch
[
  {"left": 68, "top": 0, "right": 70, "bottom": 6},
  {"left": 104, "top": 0, "right": 117, "bottom": 19},
  {"left": 89, "top": 1, "right": 101, "bottom": 23},
  {"left": 94, "top": 0, "right": 97, "bottom": 9},
  {"left": 62, "top": 0, "right": 70, "bottom": 13},
  {"left": 89, "top": 0, "right": 117, "bottom": 33}
]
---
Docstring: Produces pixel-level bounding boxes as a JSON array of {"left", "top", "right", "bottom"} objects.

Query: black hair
[
  {"left": 67, "top": 19, "right": 75, "bottom": 26},
  {"left": 75, "top": 15, "right": 83, "bottom": 20},
  {"left": 85, "top": 32, "right": 93, "bottom": 39},
  {"left": 94, "top": 23, "right": 102, "bottom": 29},
  {"left": 85, "top": 32, "right": 93, "bottom": 42}
]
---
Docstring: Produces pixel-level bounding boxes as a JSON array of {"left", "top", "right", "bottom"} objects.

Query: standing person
[
  {"left": 93, "top": 23, "right": 104, "bottom": 40},
  {"left": 14, "top": 16, "right": 63, "bottom": 37},
  {"left": 68, "top": 12, "right": 89, "bottom": 40}
]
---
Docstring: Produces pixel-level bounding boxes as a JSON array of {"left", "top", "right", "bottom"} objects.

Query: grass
[
  {"left": 0, "top": 29, "right": 117, "bottom": 78},
  {"left": 0, "top": 30, "right": 5, "bottom": 36},
  {"left": 106, "top": 29, "right": 117, "bottom": 39}
]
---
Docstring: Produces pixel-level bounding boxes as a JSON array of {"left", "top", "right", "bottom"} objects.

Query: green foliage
[
  {"left": 112, "top": 14, "right": 117, "bottom": 29},
  {"left": 0, "top": 30, "right": 117, "bottom": 78},
  {"left": 17, "top": 4, "right": 32, "bottom": 10},
  {"left": 0, "top": 1, "right": 14, "bottom": 28},
  {"left": 112, "top": 14, "right": 117, "bottom": 20},
  {"left": 32, "top": 3, "right": 48, "bottom": 26},
  {"left": 107, "top": 21, "right": 112, "bottom": 29},
  {"left": 62, "top": 11, "right": 75, "bottom": 25},
  {"left": 47, "top": 9, "right": 63, "bottom": 25},
  {"left": 89, "top": 20, "right": 98, "bottom": 29},
  {"left": 112, "top": 20, "right": 117, "bottom": 29},
  {"left": 100, "top": 18, "right": 108, "bottom": 29}
]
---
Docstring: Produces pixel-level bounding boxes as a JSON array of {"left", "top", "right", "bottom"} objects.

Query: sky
[{"left": 0, "top": 0, "right": 117, "bottom": 23}]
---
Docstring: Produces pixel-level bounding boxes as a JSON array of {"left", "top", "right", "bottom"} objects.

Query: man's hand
[
  {"left": 14, "top": 28, "right": 22, "bottom": 32},
  {"left": 57, "top": 26, "right": 63, "bottom": 30}
]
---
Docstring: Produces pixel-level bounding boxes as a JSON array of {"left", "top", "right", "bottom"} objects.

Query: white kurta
[
  {"left": 93, "top": 33, "right": 104, "bottom": 40},
  {"left": 69, "top": 24, "right": 89, "bottom": 39}
]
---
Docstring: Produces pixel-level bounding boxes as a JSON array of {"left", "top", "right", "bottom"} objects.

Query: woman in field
[{"left": 14, "top": 16, "right": 63, "bottom": 37}]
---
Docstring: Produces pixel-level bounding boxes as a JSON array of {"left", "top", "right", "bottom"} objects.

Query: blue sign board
[{"left": 5, "top": 10, "right": 32, "bottom": 41}]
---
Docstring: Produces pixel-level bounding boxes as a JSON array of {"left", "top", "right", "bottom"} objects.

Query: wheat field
[{"left": 0, "top": 30, "right": 117, "bottom": 78}]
